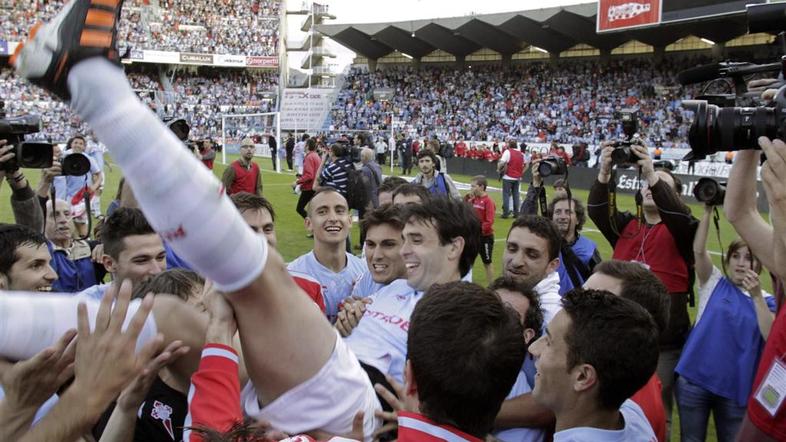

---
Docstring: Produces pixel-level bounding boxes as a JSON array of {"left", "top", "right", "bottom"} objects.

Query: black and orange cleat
[{"left": 11, "top": 0, "right": 125, "bottom": 101}]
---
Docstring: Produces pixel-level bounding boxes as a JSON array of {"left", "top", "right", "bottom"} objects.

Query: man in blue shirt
[
  {"left": 549, "top": 195, "right": 601, "bottom": 295},
  {"left": 45, "top": 199, "right": 99, "bottom": 292}
]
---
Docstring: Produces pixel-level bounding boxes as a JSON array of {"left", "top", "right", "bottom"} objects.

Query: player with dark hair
[
  {"left": 584, "top": 260, "right": 671, "bottom": 441},
  {"left": 391, "top": 183, "right": 431, "bottom": 206},
  {"left": 377, "top": 176, "right": 408, "bottom": 206},
  {"left": 75, "top": 207, "right": 166, "bottom": 300},
  {"left": 529, "top": 288, "right": 659, "bottom": 439},
  {"left": 504, "top": 215, "right": 563, "bottom": 322},
  {"left": 0, "top": 223, "right": 57, "bottom": 291}
]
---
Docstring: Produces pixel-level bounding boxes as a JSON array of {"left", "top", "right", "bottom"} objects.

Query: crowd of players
[
  {"left": 3, "top": 1, "right": 786, "bottom": 442},
  {"left": 2, "top": 0, "right": 280, "bottom": 56},
  {"left": 330, "top": 58, "right": 709, "bottom": 148}
]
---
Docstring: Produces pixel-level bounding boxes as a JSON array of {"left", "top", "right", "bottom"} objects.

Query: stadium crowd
[
  {"left": 2, "top": 66, "right": 278, "bottom": 142},
  {"left": 331, "top": 58, "right": 708, "bottom": 149},
  {"left": 4, "top": 1, "right": 786, "bottom": 442},
  {"left": 1, "top": 0, "right": 280, "bottom": 56}
]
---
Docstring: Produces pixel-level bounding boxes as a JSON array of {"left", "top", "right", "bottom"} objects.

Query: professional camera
[
  {"left": 538, "top": 156, "right": 567, "bottom": 177},
  {"left": 680, "top": 3, "right": 786, "bottom": 159},
  {"left": 60, "top": 151, "right": 92, "bottom": 176},
  {"left": 0, "top": 101, "right": 53, "bottom": 172},
  {"left": 610, "top": 109, "right": 641, "bottom": 166},
  {"left": 693, "top": 178, "right": 726, "bottom": 206}
]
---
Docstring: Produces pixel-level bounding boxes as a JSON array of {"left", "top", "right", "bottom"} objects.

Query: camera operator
[
  {"left": 61, "top": 135, "right": 102, "bottom": 238},
  {"left": 0, "top": 140, "right": 44, "bottom": 232},
  {"left": 587, "top": 142, "right": 698, "bottom": 439}
]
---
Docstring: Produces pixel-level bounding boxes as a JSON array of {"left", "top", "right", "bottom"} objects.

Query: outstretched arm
[{"left": 724, "top": 150, "right": 778, "bottom": 276}]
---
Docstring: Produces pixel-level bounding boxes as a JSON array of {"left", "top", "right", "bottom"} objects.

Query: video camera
[
  {"left": 680, "top": 3, "right": 786, "bottom": 159},
  {"left": 0, "top": 100, "right": 54, "bottom": 172},
  {"left": 609, "top": 108, "right": 641, "bottom": 166}
]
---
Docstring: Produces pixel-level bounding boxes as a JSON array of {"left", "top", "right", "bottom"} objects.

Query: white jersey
[
  {"left": 288, "top": 251, "right": 366, "bottom": 322},
  {"left": 554, "top": 400, "right": 656, "bottom": 442},
  {"left": 350, "top": 270, "right": 384, "bottom": 298},
  {"left": 494, "top": 367, "right": 545, "bottom": 442},
  {"left": 534, "top": 271, "right": 562, "bottom": 325},
  {"left": 343, "top": 279, "right": 420, "bottom": 384}
]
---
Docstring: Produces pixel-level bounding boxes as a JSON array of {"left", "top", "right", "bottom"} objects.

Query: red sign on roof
[{"left": 597, "top": 0, "right": 662, "bottom": 33}]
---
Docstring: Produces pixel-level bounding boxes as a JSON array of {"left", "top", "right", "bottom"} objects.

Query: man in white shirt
[
  {"left": 529, "top": 289, "right": 659, "bottom": 441},
  {"left": 343, "top": 198, "right": 480, "bottom": 387}
]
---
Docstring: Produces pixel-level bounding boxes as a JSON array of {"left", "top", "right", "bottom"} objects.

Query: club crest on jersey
[{"left": 151, "top": 400, "right": 175, "bottom": 440}]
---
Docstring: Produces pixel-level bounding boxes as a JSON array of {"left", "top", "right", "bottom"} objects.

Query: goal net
[{"left": 220, "top": 112, "right": 281, "bottom": 172}]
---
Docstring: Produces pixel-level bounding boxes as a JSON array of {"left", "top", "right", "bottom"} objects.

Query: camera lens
[
  {"left": 693, "top": 177, "right": 726, "bottom": 206},
  {"left": 611, "top": 146, "right": 637, "bottom": 165},
  {"left": 688, "top": 101, "right": 778, "bottom": 156},
  {"left": 538, "top": 157, "right": 565, "bottom": 177},
  {"left": 62, "top": 153, "right": 91, "bottom": 176}
]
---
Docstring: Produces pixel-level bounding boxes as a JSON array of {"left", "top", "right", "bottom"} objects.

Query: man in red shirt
[
  {"left": 221, "top": 138, "right": 262, "bottom": 196},
  {"left": 294, "top": 138, "right": 321, "bottom": 219},
  {"left": 584, "top": 260, "right": 670, "bottom": 442},
  {"left": 465, "top": 175, "right": 496, "bottom": 283}
]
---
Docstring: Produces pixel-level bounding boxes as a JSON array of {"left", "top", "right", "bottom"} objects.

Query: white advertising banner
[{"left": 279, "top": 88, "right": 334, "bottom": 131}]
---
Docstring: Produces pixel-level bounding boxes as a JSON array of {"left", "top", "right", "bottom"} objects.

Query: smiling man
[
  {"left": 343, "top": 198, "right": 480, "bottom": 388},
  {"left": 45, "top": 199, "right": 100, "bottom": 292},
  {"left": 548, "top": 195, "right": 601, "bottom": 295},
  {"left": 288, "top": 188, "right": 366, "bottom": 322},
  {"left": 350, "top": 204, "right": 407, "bottom": 298},
  {"left": 77, "top": 207, "right": 167, "bottom": 300},
  {"left": 503, "top": 215, "right": 563, "bottom": 323},
  {"left": 529, "top": 288, "right": 659, "bottom": 440},
  {"left": 0, "top": 224, "right": 58, "bottom": 292}
]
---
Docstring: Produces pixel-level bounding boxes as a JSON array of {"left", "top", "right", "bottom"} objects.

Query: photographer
[
  {"left": 0, "top": 140, "right": 44, "bottom": 232},
  {"left": 587, "top": 142, "right": 698, "bottom": 439},
  {"left": 61, "top": 135, "right": 102, "bottom": 238}
]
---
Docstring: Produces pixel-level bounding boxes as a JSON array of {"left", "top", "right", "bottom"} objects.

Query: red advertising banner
[
  {"left": 246, "top": 56, "right": 279, "bottom": 68},
  {"left": 597, "top": 0, "right": 662, "bottom": 33}
]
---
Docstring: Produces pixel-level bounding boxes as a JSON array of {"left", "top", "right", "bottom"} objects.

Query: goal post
[{"left": 221, "top": 112, "right": 281, "bottom": 173}]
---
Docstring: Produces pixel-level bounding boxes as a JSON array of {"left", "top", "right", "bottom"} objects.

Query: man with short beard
[
  {"left": 221, "top": 138, "right": 262, "bottom": 196},
  {"left": 503, "top": 215, "right": 563, "bottom": 323}
]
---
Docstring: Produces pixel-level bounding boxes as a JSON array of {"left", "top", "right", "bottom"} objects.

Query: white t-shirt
[
  {"left": 494, "top": 367, "right": 546, "bottom": 442},
  {"left": 288, "top": 251, "right": 366, "bottom": 322},
  {"left": 534, "top": 271, "right": 562, "bottom": 325},
  {"left": 553, "top": 400, "right": 657, "bottom": 442},
  {"left": 343, "top": 279, "right": 420, "bottom": 384}
]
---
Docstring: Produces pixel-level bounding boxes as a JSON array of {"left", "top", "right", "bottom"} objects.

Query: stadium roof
[{"left": 314, "top": 2, "right": 753, "bottom": 60}]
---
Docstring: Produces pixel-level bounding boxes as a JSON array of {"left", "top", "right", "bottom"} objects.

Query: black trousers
[{"left": 296, "top": 190, "right": 315, "bottom": 219}]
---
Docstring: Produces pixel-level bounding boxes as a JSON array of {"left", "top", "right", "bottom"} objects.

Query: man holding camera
[
  {"left": 587, "top": 143, "right": 698, "bottom": 439},
  {"left": 60, "top": 135, "right": 102, "bottom": 238}
]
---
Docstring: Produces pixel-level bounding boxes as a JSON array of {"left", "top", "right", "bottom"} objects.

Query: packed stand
[
  {"left": 151, "top": 0, "right": 280, "bottom": 56},
  {"left": 1, "top": 66, "right": 278, "bottom": 143},
  {"left": 1, "top": 0, "right": 280, "bottom": 56},
  {"left": 331, "top": 57, "right": 710, "bottom": 149}
]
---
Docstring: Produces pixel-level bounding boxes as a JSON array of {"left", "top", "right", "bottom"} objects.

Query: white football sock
[
  {"left": 0, "top": 292, "right": 157, "bottom": 361},
  {"left": 67, "top": 59, "right": 267, "bottom": 292}
]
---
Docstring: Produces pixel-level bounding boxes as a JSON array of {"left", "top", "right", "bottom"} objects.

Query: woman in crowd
[{"left": 674, "top": 204, "right": 777, "bottom": 442}]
